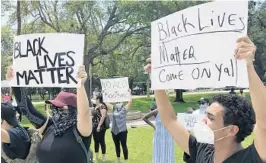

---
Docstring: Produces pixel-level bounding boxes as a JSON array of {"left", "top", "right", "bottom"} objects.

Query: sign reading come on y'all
[
  {"left": 101, "top": 77, "right": 131, "bottom": 103},
  {"left": 151, "top": 1, "right": 249, "bottom": 90},
  {"left": 10, "top": 33, "right": 84, "bottom": 88}
]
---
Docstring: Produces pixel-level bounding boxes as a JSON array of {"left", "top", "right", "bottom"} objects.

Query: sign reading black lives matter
[
  {"left": 151, "top": 1, "right": 249, "bottom": 89},
  {"left": 101, "top": 77, "right": 131, "bottom": 103},
  {"left": 10, "top": 33, "right": 84, "bottom": 87}
]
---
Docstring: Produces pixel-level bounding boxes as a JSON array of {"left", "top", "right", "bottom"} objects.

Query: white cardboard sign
[
  {"left": 10, "top": 33, "right": 84, "bottom": 88},
  {"left": 151, "top": 1, "right": 249, "bottom": 89},
  {"left": 100, "top": 77, "right": 131, "bottom": 103},
  {"left": 177, "top": 113, "right": 204, "bottom": 131}
]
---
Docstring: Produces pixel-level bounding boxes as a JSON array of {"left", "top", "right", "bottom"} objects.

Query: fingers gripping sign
[
  {"left": 235, "top": 36, "right": 256, "bottom": 65},
  {"left": 77, "top": 65, "right": 87, "bottom": 87}
]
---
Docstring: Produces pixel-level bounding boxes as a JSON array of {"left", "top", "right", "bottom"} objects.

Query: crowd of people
[
  {"left": 1, "top": 36, "right": 266, "bottom": 163},
  {"left": 1, "top": 66, "right": 132, "bottom": 163}
]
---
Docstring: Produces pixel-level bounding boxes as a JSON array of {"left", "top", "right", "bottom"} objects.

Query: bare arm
[
  {"left": 247, "top": 64, "right": 266, "bottom": 161},
  {"left": 124, "top": 89, "right": 132, "bottom": 110},
  {"left": 236, "top": 36, "right": 266, "bottom": 161},
  {"left": 98, "top": 105, "right": 107, "bottom": 129},
  {"left": 76, "top": 66, "right": 92, "bottom": 137},
  {"left": 155, "top": 90, "right": 190, "bottom": 154},
  {"left": 1, "top": 129, "right": 10, "bottom": 143},
  {"left": 142, "top": 109, "right": 157, "bottom": 129},
  {"left": 124, "top": 98, "right": 132, "bottom": 110}
]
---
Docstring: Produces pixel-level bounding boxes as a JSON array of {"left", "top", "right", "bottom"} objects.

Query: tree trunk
[
  {"left": 175, "top": 89, "right": 185, "bottom": 103},
  {"left": 16, "top": 1, "right": 21, "bottom": 35}
]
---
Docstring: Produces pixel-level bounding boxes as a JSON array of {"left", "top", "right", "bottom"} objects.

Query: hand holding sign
[
  {"left": 77, "top": 65, "right": 87, "bottom": 86},
  {"left": 235, "top": 36, "right": 256, "bottom": 65},
  {"left": 144, "top": 58, "right": 152, "bottom": 73}
]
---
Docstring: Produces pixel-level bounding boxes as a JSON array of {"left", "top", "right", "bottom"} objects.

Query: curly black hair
[{"left": 212, "top": 94, "right": 255, "bottom": 143}]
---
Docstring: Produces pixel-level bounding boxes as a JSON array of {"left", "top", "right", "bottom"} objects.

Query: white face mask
[{"left": 193, "top": 122, "right": 232, "bottom": 144}]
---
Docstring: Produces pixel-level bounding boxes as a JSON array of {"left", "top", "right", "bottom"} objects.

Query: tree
[
  {"left": 175, "top": 89, "right": 185, "bottom": 103},
  {"left": 16, "top": 1, "right": 150, "bottom": 102},
  {"left": 1, "top": 26, "right": 13, "bottom": 80},
  {"left": 248, "top": 1, "right": 266, "bottom": 82}
]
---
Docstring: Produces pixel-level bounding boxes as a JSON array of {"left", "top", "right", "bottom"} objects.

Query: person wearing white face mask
[
  {"left": 144, "top": 36, "right": 266, "bottom": 163},
  {"left": 107, "top": 89, "right": 132, "bottom": 163},
  {"left": 192, "top": 97, "right": 209, "bottom": 115}
]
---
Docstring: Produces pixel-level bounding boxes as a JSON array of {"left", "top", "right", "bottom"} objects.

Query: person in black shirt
[
  {"left": 144, "top": 36, "right": 266, "bottom": 163},
  {"left": 1, "top": 102, "right": 30, "bottom": 163},
  {"left": 6, "top": 65, "right": 92, "bottom": 163},
  {"left": 92, "top": 95, "right": 108, "bottom": 161}
]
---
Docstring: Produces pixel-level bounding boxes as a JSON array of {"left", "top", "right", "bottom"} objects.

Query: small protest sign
[
  {"left": 177, "top": 113, "right": 204, "bottom": 131},
  {"left": 10, "top": 33, "right": 84, "bottom": 88},
  {"left": 151, "top": 1, "right": 249, "bottom": 89},
  {"left": 100, "top": 77, "right": 131, "bottom": 103}
]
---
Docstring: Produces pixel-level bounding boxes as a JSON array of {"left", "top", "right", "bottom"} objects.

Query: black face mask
[{"left": 51, "top": 107, "right": 77, "bottom": 136}]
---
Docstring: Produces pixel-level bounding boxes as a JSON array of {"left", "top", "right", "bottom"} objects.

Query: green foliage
[{"left": 1, "top": 1, "right": 266, "bottom": 83}]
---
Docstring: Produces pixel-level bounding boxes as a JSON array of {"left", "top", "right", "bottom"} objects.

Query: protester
[
  {"left": 109, "top": 93, "right": 132, "bottom": 163},
  {"left": 240, "top": 89, "right": 245, "bottom": 97},
  {"left": 92, "top": 95, "right": 108, "bottom": 161},
  {"left": 229, "top": 87, "right": 236, "bottom": 95},
  {"left": 192, "top": 97, "right": 209, "bottom": 115},
  {"left": 144, "top": 36, "right": 266, "bottom": 162},
  {"left": 142, "top": 104, "right": 175, "bottom": 163},
  {"left": 1, "top": 102, "right": 31, "bottom": 163},
  {"left": 2, "top": 93, "right": 11, "bottom": 103},
  {"left": 6, "top": 65, "right": 93, "bottom": 163}
]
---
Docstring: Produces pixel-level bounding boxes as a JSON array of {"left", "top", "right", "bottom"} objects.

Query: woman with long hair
[
  {"left": 92, "top": 95, "right": 108, "bottom": 161},
  {"left": 6, "top": 65, "right": 92, "bottom": 163}
]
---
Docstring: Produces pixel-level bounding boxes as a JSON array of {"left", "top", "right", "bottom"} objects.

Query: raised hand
[
  {"left": 235, "top": 36, "right": 256, "bottom": 65},
  {"left": 144, "top": 58, "right": 151, "bottom": 73},
  {"left": 77, "top": 65, "right": 87, "bottom": 85}
]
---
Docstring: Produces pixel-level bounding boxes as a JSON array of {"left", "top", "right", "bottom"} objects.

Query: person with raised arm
[
  {"left": 6, "top": 65, "right": 93, "bottom": 163},
  {"left": 109, "top": 89, "right": 132, "bottom": 163},
  {"left": 144, "top": 36, "right": 266, "bottom": 163}
]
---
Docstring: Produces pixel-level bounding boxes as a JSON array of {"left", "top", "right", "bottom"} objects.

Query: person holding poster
[
  {"left": 6, "top": 65, "right": 93, "bottom": 163},
  {"left": 92, "top": 95, "right": 108, "bottom": 162},
  {"left": 144, "top": 36, "right": 266, "bottom": 163},
  {"left": 192, "top": 97, "right": 210, "bottom": 115},
  {"left": 142, "top": 101, "right": 175, "bottom": 163},
  {"left": 110, "top": 92, "right": 132, "bottom": 163}
]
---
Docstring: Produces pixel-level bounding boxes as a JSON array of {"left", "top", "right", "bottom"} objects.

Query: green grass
[
  {"left": 132, "top": 92, "right": 250, "bottom": 113},
  {"left": 131, "top": 92, "right": 222, "bottom": 113},
  {"left": 21, "top": 92, "right": 253, "bottom": 163}
]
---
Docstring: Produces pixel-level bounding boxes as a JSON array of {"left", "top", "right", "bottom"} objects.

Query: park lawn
[
  {"left": 131, "top": 92, "right": 224, "bottom": 113},
  {"left": 21, "top": 120, "right": 254, "bottom": 163},
  {"left": 21, "top": 92, "right": 253, "bottom": 163}
]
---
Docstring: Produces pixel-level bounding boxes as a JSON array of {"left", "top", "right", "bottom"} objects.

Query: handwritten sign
[
  {"left": 100, "top": 77, "right": 131, "bottom": 103},
  {"left": 10, "top": 33, "right": 84, "bottom": 87},
  {"left": 151, "top": 1, "right": 249, "bottom": 89},
  {"left": 177, "top": 113, "right": 204, "bottom": 131}
]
